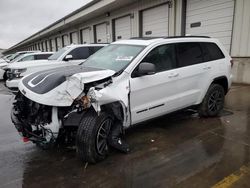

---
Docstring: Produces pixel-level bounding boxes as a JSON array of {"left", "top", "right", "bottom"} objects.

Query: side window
[
  {"left": 20, "top": 55, "right": 34, "bottom": 62},
  {"left": 141, "top": 44, "right": 176, "bottom": 73},
  {"left": 89, "top": 46, "right": 104, "bottom": 55},
  {"left": 68, "top": 47, "right": 90, "bottom": 60},
  {"left": 176, "top": 42, "right": 203, "bottom": 67},
  {"left": 204, "top": 42, "right": 225, "bottom": 61},
  {"left": 35, "top": 54, "right": 52, "bottom": 60}
]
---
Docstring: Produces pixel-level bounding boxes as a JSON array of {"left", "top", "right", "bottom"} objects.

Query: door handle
[
  {"left": 168, "top": 73, "right": 179, "bottom": 78},
  {"left": 203, "top": 66, "right": 211, "bottom": 70}
]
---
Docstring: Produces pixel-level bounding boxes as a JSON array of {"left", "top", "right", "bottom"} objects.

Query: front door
[{"left": 129, "top": 43, "right": 181, "bottom": 124}]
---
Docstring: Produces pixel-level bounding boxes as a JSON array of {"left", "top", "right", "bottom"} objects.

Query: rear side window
[
  {"left": 203, "top": 42, "right": 225, "bottom": 61},
  {"left": 89, "top": 46, "right": 104, "bottom": 55},
  {"left": 176, "top": 42, "right": 203, "bottom": 67},
  {"left": 68, "top": 47, "right": 90, "bottom": 60},
  {"left": 35, "top": 54, "right": 52, "bottom": 60}
]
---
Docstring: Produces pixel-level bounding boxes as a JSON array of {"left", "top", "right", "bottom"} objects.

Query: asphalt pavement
[{"left": 1, "top": 82, "right": 250, "bottom": 188}]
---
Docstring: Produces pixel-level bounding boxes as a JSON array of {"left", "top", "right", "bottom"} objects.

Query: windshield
[
  {"left": 48, "top": 47, "right": 69, "bottom": 60},
  {"left": 82, "top": 44, "right": 145, "bottom": 72}
]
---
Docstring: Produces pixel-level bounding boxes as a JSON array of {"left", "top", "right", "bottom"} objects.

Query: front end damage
[{"left": 11, "top": 67, "right": 130, "bottom": 147}]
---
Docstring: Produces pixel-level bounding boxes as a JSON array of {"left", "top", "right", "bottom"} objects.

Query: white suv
[
  {"left": 11, "top": 37, "right": 232, "bottom": 163},
  {"left": 5, "top": 44, "right": 106, "bottom": 91}
]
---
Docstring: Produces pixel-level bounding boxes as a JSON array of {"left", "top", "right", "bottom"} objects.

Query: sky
[{"left": 0, "top": 0, "right": 92, "bottom": 49}]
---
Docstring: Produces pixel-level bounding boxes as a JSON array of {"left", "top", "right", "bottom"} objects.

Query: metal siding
[
  {"left": 95, "top": 23, "right": 108, "bottom": 43},
  {"left": 81, "top": 28, "right": 91, "bottom": 44},
  {"left": 142, "top": 4, "right": 169, "bottom": 37},
  {"left": 186, "top": 0, "right": 235, "bottom": 52},
  {"left": 114, "top": 16, "right": 132, "bottom": 40}
]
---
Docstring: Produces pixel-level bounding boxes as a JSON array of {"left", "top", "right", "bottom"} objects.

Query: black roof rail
[
  {"left": 164, "top": 36, "right": 210, "bottom": 39},
  {"left": 130, "top": 36, "right": 210, "bottom": 40}
]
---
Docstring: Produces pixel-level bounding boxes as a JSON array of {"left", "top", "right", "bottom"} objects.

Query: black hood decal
[{"left": 22, "top": 65, "right": 104, "bottom": 94}]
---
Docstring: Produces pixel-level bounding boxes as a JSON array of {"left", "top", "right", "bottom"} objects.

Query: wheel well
[
  {"left": 101, "top": 102, "right": 125, "bottom": 123},
  {"left": 212, "top": 76, "right": 228, "bottom": 94}
]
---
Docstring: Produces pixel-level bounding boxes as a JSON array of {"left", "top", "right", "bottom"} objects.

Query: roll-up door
[
  {"left": 81, "top": 28, "right": 91, "bottom": 44},
  {"left": 114, "top": 15, "right": 132, "bottom": 41},
  {"left": 56, "top": 37, "right": 62, "bottom": 50},
  {"left": 95, "top": 23, "right": 108, "bottom": 43},
  {"left": 62, "top": 35, "right": 69, "bottom": 47},
  {"left": 70, "top": 32, "right": 78, "bottom": 44},
  {"left": 51, "top": 39, "right": 56, "bottom": 51},
  {"left": 141, "top": 4, "right": 169, "bottom": 37},
  {"left": 46, "top": 40, "right": 50, "bottom": 51},
  {"left": 186, "top": 0, "right": 235, "bottom": 52}
]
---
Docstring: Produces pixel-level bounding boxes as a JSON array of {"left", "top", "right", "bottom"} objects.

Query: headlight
[{"left": 11, "top": 68, "right": 27, "bottom": 78}]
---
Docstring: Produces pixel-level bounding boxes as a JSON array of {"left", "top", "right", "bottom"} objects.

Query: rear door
[{"left": 174, "top": 42, "right": 211, "bottom": 107}]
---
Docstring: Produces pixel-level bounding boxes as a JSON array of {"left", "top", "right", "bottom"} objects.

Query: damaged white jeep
[{"left": 11, "top": 37, "right": 232, "bottom": 163}]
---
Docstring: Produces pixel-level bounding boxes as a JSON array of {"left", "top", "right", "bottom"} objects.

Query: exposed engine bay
[{"left": 11, "top": 66, "right": 131, "bottom": 147}]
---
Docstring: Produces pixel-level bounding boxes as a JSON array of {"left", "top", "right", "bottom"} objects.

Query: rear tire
[
  {"left": 198, "top": 84, "right": 225, "bottom": 117},
  {"left": 76, "top": 110, "right": 113, "bottom": 163}
]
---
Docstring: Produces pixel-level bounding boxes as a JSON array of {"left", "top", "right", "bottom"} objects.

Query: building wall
[{"left": 231, "top": 0, "right": 250, "bottom": 57}]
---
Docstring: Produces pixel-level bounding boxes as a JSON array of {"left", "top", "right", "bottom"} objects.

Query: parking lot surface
[{"left": 1, "top": 82, "right": 250, "bottom": 188}]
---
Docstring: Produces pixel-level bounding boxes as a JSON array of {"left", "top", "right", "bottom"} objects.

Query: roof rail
[{"left": 130, "top": 36, "right": 210, "bottom": 40}]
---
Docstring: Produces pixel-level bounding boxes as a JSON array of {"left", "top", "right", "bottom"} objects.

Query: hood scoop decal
[{"left": 22, "top": 66, "right": 106, "bottom": 94}]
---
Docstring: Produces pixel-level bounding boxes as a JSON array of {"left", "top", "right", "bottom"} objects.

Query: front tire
[
  {"left": 76, "top": 110, "right": 113, "bottom": 163},
  {"left": 198, "top": 84, "right": 225, "bottom": 117}
]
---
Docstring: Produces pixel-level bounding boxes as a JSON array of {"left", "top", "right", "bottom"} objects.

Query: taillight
[{"left": 230, "top": 59, "right": 234, "bottom": 68}]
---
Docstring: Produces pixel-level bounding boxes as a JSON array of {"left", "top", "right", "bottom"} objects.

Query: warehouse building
[{"left": 3, "top": 0, "right": 250, "bottom": 83}]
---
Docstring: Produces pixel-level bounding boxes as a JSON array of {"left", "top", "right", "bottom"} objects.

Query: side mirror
[
  {"left": 64, "top": 54, "right": 73, "bottom": 61},
  {"left": 137, "top": 62, "right": 156, "bottom": 76}
]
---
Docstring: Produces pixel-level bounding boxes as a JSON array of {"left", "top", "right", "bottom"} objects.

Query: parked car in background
[
  {"left": 1, "top": 52, "right": 53, "bottom": 80},
  {"left": 6, "top": 44, "right": 107, "bottom": 91},
  {"left": 11, "top": 37, "right": 232, "bottom": 163},
  {"left": 3, "top": 54, "right": 13, "bottom": 61},
  {"left": 11, "top": 52, "right": 54, "bottom": 63},
  {"left": 8, "top": 51, "right": 40, "bottom": 62}
]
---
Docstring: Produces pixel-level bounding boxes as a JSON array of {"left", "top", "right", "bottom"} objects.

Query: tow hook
[{"left": 22, "top": 137, "right": 30, "bottom": 142}]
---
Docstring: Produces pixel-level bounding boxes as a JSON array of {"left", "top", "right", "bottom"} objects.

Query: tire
[
  {"left": 198, "top": 84, "right": 225, "bottom": 117},
  {"left": 3, "top": 71, "right": 7, "bottom": 81},
  {"left": 76, "top": 110, "right": 113, "bottom": 163}
]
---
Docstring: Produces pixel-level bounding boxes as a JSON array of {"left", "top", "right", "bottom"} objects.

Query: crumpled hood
[{"left": 18, "top": 65, "right": 116, "bottom": 106}]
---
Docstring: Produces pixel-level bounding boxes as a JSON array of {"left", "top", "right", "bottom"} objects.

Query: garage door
[
  {"left": 51, "top": 39, "right": 56, "bottom": 51},
  {"left": 186, "top": 0, "right": 235, "bottom": 52},
  {"left": 43, "top": 41, "right": 47, "bottom": 51},
  {"left": 62, "top": 35, "right": 69, "bottom": 47},
  {"left": 56, "top": 37, "right": 62, "bottom": 50},
  {"left": 70, "top": 32, "right": 78, "bottom": 44},
  {"left": 95, "top": 23, "right": 108, "bottom": 43},
  {"left": 46, "top": 40, "right": 50, "bottom": 51},
  {"left": 141, "top": 4, "right": 169, "bottom": 37},
  {"left": 114, "top": 16, "right": 131, "bottom": 41},
  {"left": 81, "top": 28, "right": 91, "bottom": 44}
]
